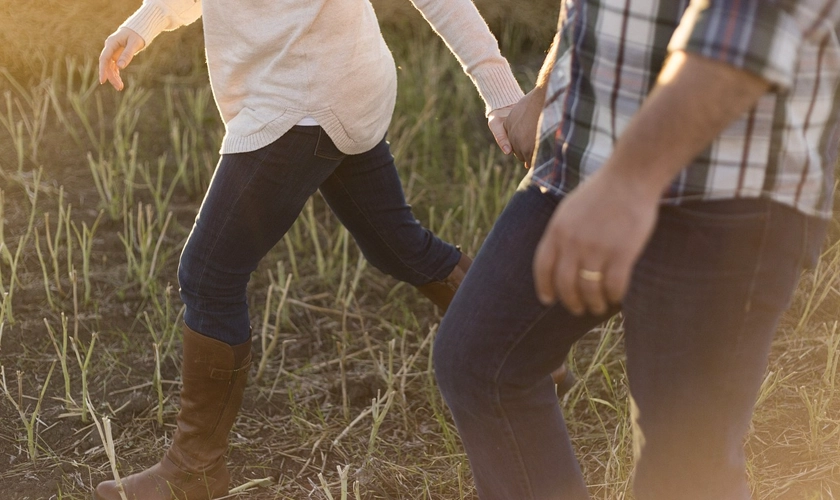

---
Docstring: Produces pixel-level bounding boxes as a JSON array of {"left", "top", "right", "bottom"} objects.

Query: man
[{"left": 434, "top": 0, "right": 840, "bottom": 498}]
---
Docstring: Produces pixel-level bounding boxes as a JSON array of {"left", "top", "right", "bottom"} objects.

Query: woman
[{"left": 95, "top": 1, "right": 565, "bottom": 499}]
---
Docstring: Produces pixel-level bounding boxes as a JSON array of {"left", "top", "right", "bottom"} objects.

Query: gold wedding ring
[{"left": 578, "top": 269, "right": 603, "bottom": 282}]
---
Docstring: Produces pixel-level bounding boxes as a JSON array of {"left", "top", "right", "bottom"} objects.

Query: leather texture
[
  {"left": 94, "top": 326, "right": 251, "bottom": 500},
  {"left": 415, "top": 253, "right": 473, "bottom": 312}
]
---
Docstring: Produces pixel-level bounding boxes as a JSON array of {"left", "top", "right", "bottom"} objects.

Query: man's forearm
[{"left": 602, "top": 51, "right": 771, "bottom": 198}]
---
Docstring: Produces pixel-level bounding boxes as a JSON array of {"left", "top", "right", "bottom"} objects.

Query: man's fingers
[
  {"left": 604, "top": 254, "right": 633, "bottom": 304},
  {"left": 577, "top": 264, "right": 608, "bottom": 315},
  {"left": 533, "top": 213, "right": 586, "bottom": 315},
  {"left": 533, "top": 234, "right": 559, "bottom": 306},
  {"left": 555, "top": 254, "right": 584, "bottom": 316}
]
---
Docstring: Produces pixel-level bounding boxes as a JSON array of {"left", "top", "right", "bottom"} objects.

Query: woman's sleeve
[
  {"left": 120, "top": 0, "right": 203, "bottom": 47},
  {"left": 409, "top": 0, "right": 525, "bottom": 114}
]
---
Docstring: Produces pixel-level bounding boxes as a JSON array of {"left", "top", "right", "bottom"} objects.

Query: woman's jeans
[
  {"left": 179, "top": 126, "right": 460, "bottom": 345},
  {"left": 434, "top": 185, "right": 826, "bottom": 500}
]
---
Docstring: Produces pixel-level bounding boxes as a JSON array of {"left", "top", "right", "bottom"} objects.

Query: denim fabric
[
  {"left": 179, "top": 126, "right": 460, "bottom": 344},
  {"left": 434, "top": 185, "right": 826, "bottom": 500}
]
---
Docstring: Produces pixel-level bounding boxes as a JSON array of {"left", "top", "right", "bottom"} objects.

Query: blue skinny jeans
[
  {"left": 178, "top": 126, "right": 460, "bottom": 345},
  {"left": 434, "top": 185, "right": 826, "bottom": 500}
]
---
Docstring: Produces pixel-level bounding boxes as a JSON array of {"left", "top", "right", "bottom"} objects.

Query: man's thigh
[
  {"left": 437, "top": 185, "right": 611, "bottom": 387},
  {"left": 435, "top": 185, "right": 608, "bottom": 500},
  {"left": 623, "top": 198, "right": 826, "bottom": 499}
]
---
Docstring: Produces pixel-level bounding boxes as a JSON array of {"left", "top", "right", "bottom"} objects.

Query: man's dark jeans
[
  {"left": 179, "top": 126, "right": 460, "bottom": 345},
  {"left": 434, "top": 185, "right": 826, "bottom": 499}
]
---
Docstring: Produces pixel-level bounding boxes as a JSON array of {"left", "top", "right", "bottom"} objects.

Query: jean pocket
[
  {"left": 662, "top": 199, "right": 770, "bottom": 226},
  {"left": 644, "top": 200, "right": 773, "bottom": 280},
  {"left": 315, "top": 128, "right": 345, "bottom": 160}
]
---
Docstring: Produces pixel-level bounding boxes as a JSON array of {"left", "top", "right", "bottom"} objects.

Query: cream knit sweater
[{"left": 122, "top": 0, "right": 524, "bottom": 155}]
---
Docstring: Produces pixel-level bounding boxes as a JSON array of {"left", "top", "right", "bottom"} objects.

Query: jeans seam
[
  {"left": 328, "top": 170, "right": 440, "bottom": 284},
  {"left": 190, "top": 148, "right": 273, "bottom": 333},
  {"left": 800, "top": 211, "right": 811, "bottom": 270},
  {"left": 491, "top": 306, "right": 556, "bottom": 500},
  {"left": 729, "top": 203, "right": 773, "bottom": 378}
]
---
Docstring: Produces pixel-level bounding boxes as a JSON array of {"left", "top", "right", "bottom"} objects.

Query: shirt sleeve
[
  {"left": 120, "top": 0, "right": 203, "bottom": 47},
  {"left": 667, "top": 0, "right": 840, "bottom": 89},
  {"left": 408, "top": 0, "right": 525, "bottom": 113}
]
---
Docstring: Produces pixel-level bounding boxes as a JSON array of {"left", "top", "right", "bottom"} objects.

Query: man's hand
[
  {"left": 504, "top": 86, "right": 547, "bottom": 168},
  {"left": 532, "top": 52, "right": 771, "bottom": 315},
  {"left": 532, "top": 168, "right": 659, "bottom": 315},
  {"left": 488, "top": 105, "right": 515, "bottom": 155},
  {"left": 99, "top": 27, "right": 145, "bottom": 91}
]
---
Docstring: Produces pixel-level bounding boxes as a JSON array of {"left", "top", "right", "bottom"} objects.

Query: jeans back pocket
[{"left": 315, "top": 128, "right": 345, "bottom": 161}]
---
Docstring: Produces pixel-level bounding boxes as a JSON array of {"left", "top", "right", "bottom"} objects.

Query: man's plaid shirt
[{"left": 532, "top": 0, "right": 840, "bottom": 218}]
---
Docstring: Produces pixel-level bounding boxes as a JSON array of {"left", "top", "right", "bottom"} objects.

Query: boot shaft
[
  {"left": 168, "top": 326, "right": 252, "bottom": 473},
  {"left": 415, "top": 253, "right": 473, "bottom": 312}
]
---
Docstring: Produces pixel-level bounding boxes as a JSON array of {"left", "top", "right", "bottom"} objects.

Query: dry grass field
[{"left": 0, "top": 1, "right": 839, "bottom": 499}]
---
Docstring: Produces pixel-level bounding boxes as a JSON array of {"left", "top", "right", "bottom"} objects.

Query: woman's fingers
[
  {"left": 488, "top": 106, "right": 514, "bottom": 155},
  {"left": 99, "top": 28, "right": 145, "bottom": 90}
]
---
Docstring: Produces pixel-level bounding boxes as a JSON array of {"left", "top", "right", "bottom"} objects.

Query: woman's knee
[
  {"left": 177, "top": 249, "right": 214, "bottom": 317},
  {"left": 177, "top": 255, "right": 198, "bottom": 308},
  {"left": 177, "top": 241, "right": 247, "bottom": 310}
]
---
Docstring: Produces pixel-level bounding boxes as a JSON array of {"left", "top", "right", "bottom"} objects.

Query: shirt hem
[{"left": 528, "top": 177, "right": 831, "bottom": 220}]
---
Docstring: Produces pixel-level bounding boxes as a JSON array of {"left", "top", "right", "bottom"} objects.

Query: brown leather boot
[
  {"left": 552, "top": 363, "right": 577, "bottom": 398},
  {"left": 414, "top": 252, "right": 575, "bottom": 397},
  {"left": 414, "top": 253, "right": 473, "bottom": 313},
  {"left": 94, "top": 326, "right": 252, "bottom": 500}
]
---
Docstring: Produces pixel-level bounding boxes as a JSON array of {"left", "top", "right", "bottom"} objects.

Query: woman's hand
[
  {"left": 503, "top": 86, "right": 547, "bottom": 168},
  {"left": 488, "top": 104, "right": 515, "bottom": 155},
  {"left": 99, "top": 27, "right": 145, "bottom": 91}
]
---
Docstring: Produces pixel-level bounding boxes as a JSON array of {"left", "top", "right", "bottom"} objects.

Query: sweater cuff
[
  {"left": 121, "top": 3, "right": 175, "bottom": 47},
  {"left": 470, "top": 64, "right": 525, "bottom": 115}
]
